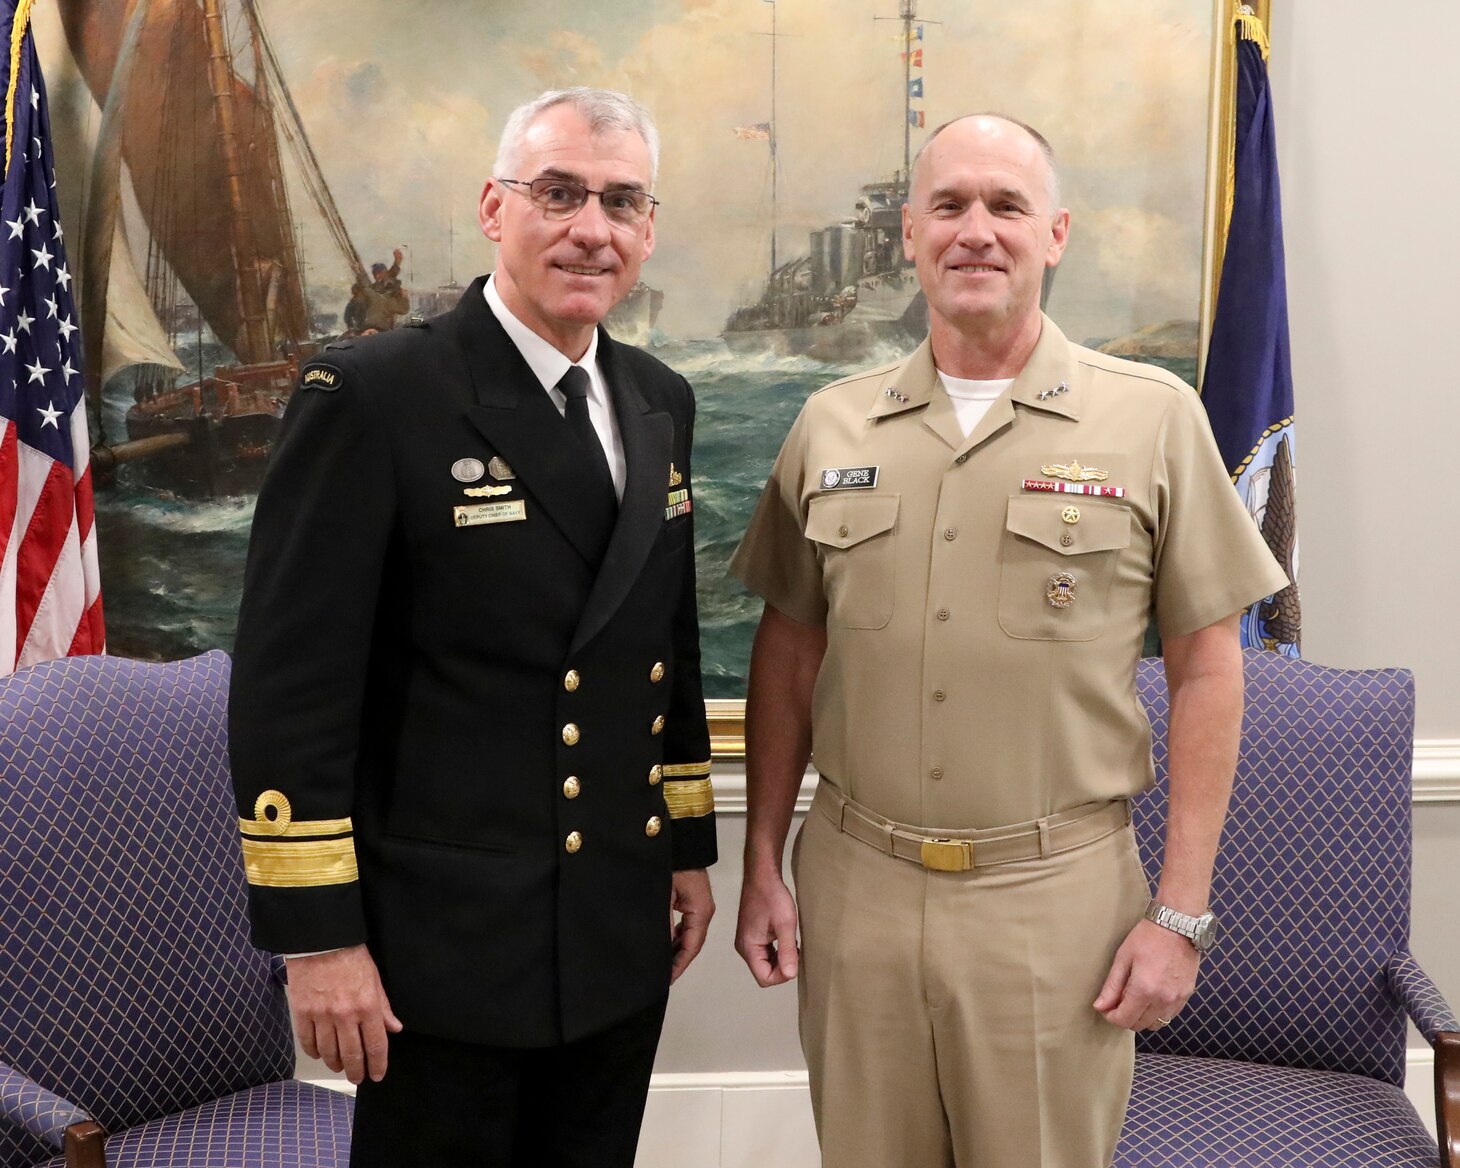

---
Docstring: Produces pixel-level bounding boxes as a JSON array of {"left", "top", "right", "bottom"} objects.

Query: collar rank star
[{"left": 820, "top": 466, "right": 879, "bottom": 491}]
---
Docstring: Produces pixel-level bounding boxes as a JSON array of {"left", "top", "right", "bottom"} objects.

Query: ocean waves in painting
[{"left": 94, "top": 337, "right": 848, "bottom": 696}]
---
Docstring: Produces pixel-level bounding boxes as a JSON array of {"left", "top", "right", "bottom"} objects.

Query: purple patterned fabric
[
  {"left": 0, "top": 653, "right": 302, "bottom": 1168},
  {"left": 34, "top": 1082, "right": 353, "bottom": 1168},
  {"left": 1387, "top": 953, "right": 1460, "bottom": 1045},
  {"left": 0, "top": 1064, "right": 84, "bottom": 1152},
  {"left": 1114, "top": 1052, "right": 1438, "bottom": 1168},
  {"left": 1132, "top": 651, "right": 1417, "bottom": 1084}
]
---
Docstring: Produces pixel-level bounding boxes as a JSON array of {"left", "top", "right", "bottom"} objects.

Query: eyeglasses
[{"left": 497, "top": 177, "right": 660, "bottom": 226}]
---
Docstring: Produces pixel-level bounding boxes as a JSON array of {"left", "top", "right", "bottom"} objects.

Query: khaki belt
[{"left": 814, "top": 781, "right": 1131, "bottom": 872}]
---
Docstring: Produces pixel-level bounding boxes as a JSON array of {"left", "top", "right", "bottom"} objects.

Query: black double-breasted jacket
[{"left": 229, "top": 276, "right": 717, "bottom": 1047}]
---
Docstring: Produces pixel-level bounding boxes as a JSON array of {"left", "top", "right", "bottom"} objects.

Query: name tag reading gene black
[
  {"left": 454, "top": 500, "right": 526, "bottom": 528},
  {"left": 819, "top": 466, "right": 879, "bottom": 491}
]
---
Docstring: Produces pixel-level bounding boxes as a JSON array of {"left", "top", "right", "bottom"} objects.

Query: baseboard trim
[
  {"left": 307, "top": 1051, "right": 1439, "bottom": 1157},
  {"left": 708, "top": 740, "right": 1460, "bottom": 812}
]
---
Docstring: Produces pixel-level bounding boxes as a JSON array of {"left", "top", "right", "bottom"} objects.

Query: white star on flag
[
  {"left": 16, "top": 308, "right": 33, "bottom": 332},
  {"left": 60, "top": 357, "right": 77, "bottom": 382},
  {"left": 25, "top": 355, "right": 50, "bottom": 383},
  {"left": 0, "top": 283, "right": 8, "bottom": 304},
  {"left": 56, "top": 315, "right": 77, "bottom": 341},
  {"left": 43, "top": 293, "right": 58, "bottom": 318},
  {"left": 5, "top": 217, "right": 23, "bottom": 240},
  {"left": 31, "top": 241, "right": 52, "bottom": 269},
  {"left": 1, "top": 329, "right": 16, "bottom": 354},
  {"left": 22, "top": 198, "right": 42, "bottom": 224},
  {"left": 37, "top": 401, "right": 62, "bottom": 428},
  {"left": 54, "top": 264, "right": 70, "bottom": 290}
]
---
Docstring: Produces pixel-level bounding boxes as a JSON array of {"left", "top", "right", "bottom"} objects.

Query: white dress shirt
[{"left": 484, "top": 275, "right": 627, "bottom": 500}]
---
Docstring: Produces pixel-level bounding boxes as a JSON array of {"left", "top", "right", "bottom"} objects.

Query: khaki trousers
[{"left": 793, "top": 783, "right": 1150, "bottom": 1168}]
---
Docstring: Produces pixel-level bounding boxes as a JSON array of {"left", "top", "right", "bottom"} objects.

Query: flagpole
[{"left": 769, "top": 0, "right": 777, "bottom": 274}]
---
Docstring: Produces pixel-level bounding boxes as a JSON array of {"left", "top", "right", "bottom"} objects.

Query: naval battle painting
[{"left": 35, "top": 0, "right": 1217, "bottom": 703}]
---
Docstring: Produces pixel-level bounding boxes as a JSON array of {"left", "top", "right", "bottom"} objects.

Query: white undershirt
[
  {"left": 937, "top": 372, "right": 1015, "bottom": 438},
  {"left": 484, "top": 275, "right": 626, "bottom": 500}
]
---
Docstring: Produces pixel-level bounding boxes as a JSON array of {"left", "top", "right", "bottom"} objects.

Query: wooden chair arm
[
  {"left": 1436, "top": 1031, "right": 1460, "bottom": 1168},
  {"left": 64, "top": 1120, "right": 106, "bottom": 1168}
]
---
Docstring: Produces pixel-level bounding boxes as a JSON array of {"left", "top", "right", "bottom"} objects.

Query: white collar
[{"left": 483, "top": 273, "right": 601, "bottom": 392}]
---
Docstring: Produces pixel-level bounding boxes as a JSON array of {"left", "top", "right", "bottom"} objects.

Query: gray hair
[
  {"left": 910, "top": 112, "right": 1061, "bottom": 210},
  {"left": 493, "top": 88, "right": 661, "bottom": 188}
]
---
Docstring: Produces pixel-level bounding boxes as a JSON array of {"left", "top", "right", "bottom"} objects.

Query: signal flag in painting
[
  {"left": 0, "top": 0, "right": 104, "bottom": 676},
  {"left": 908, "top": 110, "right": 925, "bottom": 128},
  {"left": 1200, "top": 11, "right": 1298, "bottom": 656}
]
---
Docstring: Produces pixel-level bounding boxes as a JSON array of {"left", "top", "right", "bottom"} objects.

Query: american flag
[{"left": 0, "top": 5, "right": 104, "bottom": 676}]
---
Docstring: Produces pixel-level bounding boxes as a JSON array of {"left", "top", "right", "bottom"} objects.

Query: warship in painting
[
  {"left": 722, "top": 0, "right": 930, "bottom": 361},
  {"left": 605, "top": 281, "right": 664, "bottom": 346},
  {"left": 61, "top": 0, "right": 369, "bottom": 497}
]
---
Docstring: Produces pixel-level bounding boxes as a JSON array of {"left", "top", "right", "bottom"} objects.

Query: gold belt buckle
[{"left": 920, "top": 838, "right": 973, "bottom": 872}]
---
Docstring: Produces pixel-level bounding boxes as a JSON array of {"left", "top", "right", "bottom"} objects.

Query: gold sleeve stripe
[
  {"left": 241, "top": 837, "right": 359, "bottom": 888},
  {"left": 661, "top": 760, "right": 712, "bottom": 779},
  {"left": 238, "top": 815, "right": 354, "bottom": 840},
  {"left": 663, "top": 776, "right": 714, "bottom": 819}
]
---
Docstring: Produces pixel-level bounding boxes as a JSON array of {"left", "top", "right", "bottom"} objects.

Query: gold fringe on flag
[
  {"left": 1221, "top": 6, "right": 1272, "bottom": 245},
  {"left": 4, "top": 0, "right": 35, "bottom": 174}
]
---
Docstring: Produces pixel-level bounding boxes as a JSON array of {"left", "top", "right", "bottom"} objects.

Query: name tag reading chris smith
[{"left": 454, "top": 500, "right": 527, "bottom": 528}]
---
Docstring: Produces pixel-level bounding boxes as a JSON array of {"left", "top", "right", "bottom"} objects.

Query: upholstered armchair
[
  {"left": 0, "top": 653, "right": 352, "bottom": 1168},
  {"left": 1115, "top": 651, "right": 1458, "bottom": 1168}
]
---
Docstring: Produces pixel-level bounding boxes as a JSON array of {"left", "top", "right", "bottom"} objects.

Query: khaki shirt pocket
[
  {"left": 998, "top": 495, "right": 1131, "bottom": 641},
  {"left": 805, "top": 493, "right": 900, "bottom": 630}
]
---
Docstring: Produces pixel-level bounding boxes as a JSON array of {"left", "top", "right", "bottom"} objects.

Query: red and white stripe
[{"left": 0, "top": 407, "right": 104, "bottom": 676}]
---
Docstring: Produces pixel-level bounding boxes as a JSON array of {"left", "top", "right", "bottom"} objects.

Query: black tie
[{"left": 558, "top": 365, "right": 616, "bottom": 501}]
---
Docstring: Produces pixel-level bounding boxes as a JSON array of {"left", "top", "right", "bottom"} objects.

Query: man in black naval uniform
[{"left": 229, "top": 88, "right": 717, "bottom": 1166}]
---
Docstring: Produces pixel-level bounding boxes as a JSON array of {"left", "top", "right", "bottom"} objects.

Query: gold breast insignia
[
  {"left": 1040, "top": 459, "right": 1109, "bottom": 484},
  {"left": 668, "top": 463, "right": 683, "bottom": 487},
  {"left": 463, "top": 484, "right": 514, "bottom": 498}
]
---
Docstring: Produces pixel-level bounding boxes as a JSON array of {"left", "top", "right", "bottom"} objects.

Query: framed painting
[{"left": 32, "top": 0, "right": 1259, "bottom": 759}]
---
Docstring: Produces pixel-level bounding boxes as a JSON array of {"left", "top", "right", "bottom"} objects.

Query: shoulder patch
[{"left": 300, "top": 363, "right": 343, "bottom": 392}]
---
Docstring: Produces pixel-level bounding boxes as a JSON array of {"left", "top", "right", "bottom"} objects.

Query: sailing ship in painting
[
  {"left": 723, "top": 0, "right": 930, "bottom": 361},
  {"left": 61, "top": 0, "right": 369, "bottom": 497}
]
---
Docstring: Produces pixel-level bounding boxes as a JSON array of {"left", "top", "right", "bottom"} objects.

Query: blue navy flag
[
  {"left": 1201, "top": 13, "right": 1299, "bottom": 656},
  {"left": 0, "top": 0, "right": 104, "bottom": 674}
]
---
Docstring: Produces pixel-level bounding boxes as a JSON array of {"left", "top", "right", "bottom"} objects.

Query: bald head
[{"left": 910, "top": 113, "right": 1061, "bottom": 212}]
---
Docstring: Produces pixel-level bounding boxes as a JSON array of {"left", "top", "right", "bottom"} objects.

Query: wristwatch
[{"left": 1144, "top": 899, "right": 1219, "bottom": 954}]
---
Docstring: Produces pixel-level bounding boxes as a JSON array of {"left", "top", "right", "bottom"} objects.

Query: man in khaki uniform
[{"left": 730, "top": 114, "right": 1288, "bottom": 1168}]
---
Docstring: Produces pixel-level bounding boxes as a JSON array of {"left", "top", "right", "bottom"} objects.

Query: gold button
[
  {"left": 563, "top": 669, "right": 580, "bottom": 692},
  {"left": 934, "top": 689, "right": 946, "bottom": 701},
  {"left": 563, "top": 776, "right": 581, "bottom": 799},
  {"left": 937, "top": 608, "right": 950, "bottom": 621},
  {"left": 1061, "top": 506, "right": 1081, "bottom": 525},
  {"left": 649, "top": 765, "right": 663, "bottom": 785},
  {"left": 838, "top": 524, "right": 849, "bottom": 538},
  {"left": 650, "top": 662, "right": 666, "bottom": 683},
  {"left": 562, "top": 723, "right": 580, "bottom": 746},
  {"left": 930, "top": 767, "right": 944, "bottom": 780},
  {"left": 565, "top": 831, "right": 583, "bottom": 854},
  {"left": 943, "top": 528, "right": 956, "bottom": 541},
  {"left": 646, "top": 816, "right": 663, "bottom": 837},
  {"left": 651, "top": 715, "right": 665, "bottom": 735}
]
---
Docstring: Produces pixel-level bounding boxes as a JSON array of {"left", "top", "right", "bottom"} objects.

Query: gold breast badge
[
  {"left": 1046, "top": 571, "right": 1078, "bottom": 609},
  {"left": 463, "top": 484, "right": 514, "bottom": 498},
  {"left": 668, "top": 463, "right": 683, "bottom": 487},
  {"left": 1040, "top": 459, "right": 1109, "bottom": 483}
]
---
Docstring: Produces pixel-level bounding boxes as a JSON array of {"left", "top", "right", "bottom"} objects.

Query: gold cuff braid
[
  {"left": 240, "top": 837, "right": 359, "bottom": 888},
  {"left": 663, "top": 775, "right": 714, "bottom": 819}
]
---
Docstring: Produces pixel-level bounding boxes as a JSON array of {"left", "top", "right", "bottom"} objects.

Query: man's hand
[
  {"left": 1093, "top": 919, "right": 1198, "bottom": 1031},
  {"left": 286, "top": 945, "right": 403, "bottom": 1085},
  {"left": 670, "top": 868, "right": 715, "bottom": 983},
  {"left": 735, "top": 869, "right": 800, "bottom": 987}
]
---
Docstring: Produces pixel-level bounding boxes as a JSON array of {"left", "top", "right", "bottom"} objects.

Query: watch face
[{"left": 1194, "top": 913, "right": 1219, "bottom": 953}]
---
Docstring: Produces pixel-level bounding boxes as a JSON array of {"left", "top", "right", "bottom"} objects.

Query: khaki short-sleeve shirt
[{"left": 730, "top": 317, "right": 1289, "bottom": 828}]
